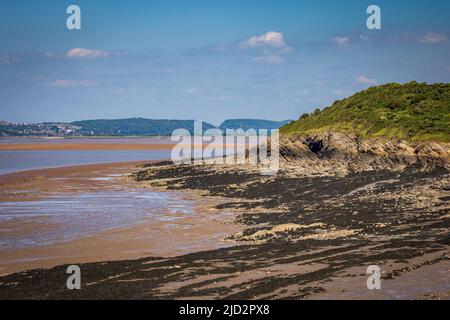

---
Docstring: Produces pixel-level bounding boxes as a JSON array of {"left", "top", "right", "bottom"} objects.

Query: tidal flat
[{"left": 1, "top": 159, "right": 448, "bottom": 299}]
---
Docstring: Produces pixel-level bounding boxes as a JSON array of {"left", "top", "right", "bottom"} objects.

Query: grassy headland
[{"left": 280, "top": 82, "right": 450, "bottom": 143}]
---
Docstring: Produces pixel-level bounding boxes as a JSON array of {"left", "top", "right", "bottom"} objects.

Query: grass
[{"left": 280, "top": 82, "right": 450, "bottom": 143}]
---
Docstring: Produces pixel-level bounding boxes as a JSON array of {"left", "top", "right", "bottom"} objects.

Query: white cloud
[
  {"left": 244, "top": 32, "right": 287, "bottom": 48},
  {"left": 331, "top": 37, "right": 350, "bottom": 47},
  {"left": 238, "top": 32, "right": 293, "bottom": 64},
  {"left": 357, "top": 75, "right": 377, "bottom": 85},
  {"left": 419, "top": 32, "right": 447, "bottom": 44},
  {"left": 253, "top": 55, "right": 284, "bottom": 64},
  {"left": 46, "top": 79, "right": 97, "bottom": 87},
  {"left": 66, "top": 48, "right": 111, "bottom": 59}
]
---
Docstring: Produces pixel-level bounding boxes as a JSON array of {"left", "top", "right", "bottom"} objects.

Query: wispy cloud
[
  {"left": 314, "top": 80, "right": 326, "bottom": 86},
  {"left": 205, "top": 94, "right": 232, "bottom": 102},
  {"left": 386, "top": 32, "right": 448, "bottom": 45},
  {"left": 0, "top": 53, "right": 13, "bottom": 65},
  {"left": 45, "top": 79, "right": 97, "bottom": 87},
  {"left": 418, "top": 32, "right": 447, "bottom": 44},
  {"left": 331, "top": 35, "right": 372, "bottom": 47},
  {"left": 357, "top": 75, "right": 377, "bottom": 85},
  {"left": 333, "top": 89, "right": 354, "bottom": 98},
  {"left": 331, "top": 37, "right": 350, "bottom": 47},
  {"left": 185, "top": 87, "right": 232, "bottom": 101},
  {"left": 210, "top": 43, "right": 232, "bottom": 53},
  {"left": 253, "top": 55, "right": 284, "bottom": 64},
  {"left": 66, "top": 48, "right": 111, "bottom": 59},
  {"left": 0, "top": 53, "right": 27, "bottom": 64},
  {"left": 0, "top": 49, "right": 128, "bottom": 65},
  {"left": 185, "top": 87, "right": 202, "bottom": 96}
]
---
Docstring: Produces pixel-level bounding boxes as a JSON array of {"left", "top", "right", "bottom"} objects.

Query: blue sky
[{"left": 0, "top": 0, "right": 449, "bottom": 124}]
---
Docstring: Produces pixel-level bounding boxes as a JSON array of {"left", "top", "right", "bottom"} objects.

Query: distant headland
[{"left": 0, "top": 118, "right": 291, "bottom": 137}]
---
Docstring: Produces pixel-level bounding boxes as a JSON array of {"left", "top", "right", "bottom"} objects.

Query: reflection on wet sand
[{"left": 0, "top": 162, "right": 242, "bottom": 275}]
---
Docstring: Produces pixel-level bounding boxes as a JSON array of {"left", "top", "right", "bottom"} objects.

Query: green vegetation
[
  {"left": 280, "top": 82, "right": 450, "bottom": 142},
  {"left": 74, "top": 118, "right": 290, "bottom": 136},
  {"left": 71, "top": 118, "right": 216, "bottom": 136},
  {"left": 220, "top": 119, "right": 291, "bottom": 132},
  {"left": 0, "top": 118, "right": 292, "bottom": 137}
]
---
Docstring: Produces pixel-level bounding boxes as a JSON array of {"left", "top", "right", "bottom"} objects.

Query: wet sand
[
  {"left": 0, "top": 161, "right": 151, "bottom": 201},
  {"left": 0, "top": 161, "right": 242, "bottom": 276},
  {"left": 1, "top": 160, "right": 448, "bottom": 299},
  {"left": 0, "top": 202, "right": 240, "bottom": 276}
]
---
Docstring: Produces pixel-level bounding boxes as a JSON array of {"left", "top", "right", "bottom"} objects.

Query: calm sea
[{"left": 0, "top": 138, "right": 172, "bottom": 175}]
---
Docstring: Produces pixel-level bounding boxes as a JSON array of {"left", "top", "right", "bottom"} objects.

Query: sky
[{"left": 0, "top": 0, "right": 449, "bottom": 125}]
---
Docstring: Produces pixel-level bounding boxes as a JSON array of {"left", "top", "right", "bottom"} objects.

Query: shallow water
[
  {"left": 0, "top": 139, "right": 238, "bottom": 274},
  {"left": 0, "top": 189, "right": 199, "bottom": 250},
  {"left": 0, "top": 150, "right": 170, "bottom": 175},
  {"left": 0, "top": 137, "right": 172, "bottom": 145}
]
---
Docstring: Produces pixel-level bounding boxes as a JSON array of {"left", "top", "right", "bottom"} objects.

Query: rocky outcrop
[{"left": 279, "top": 132, "right": 450, "bottom": 176}]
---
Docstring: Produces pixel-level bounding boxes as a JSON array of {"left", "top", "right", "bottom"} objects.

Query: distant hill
[
  {"left": 71, "top": 118, "right": 216, "bottom": 136},
  {"left": 0, "top": 118, "right": 292, "bottom": 137},
  {"left": 281, "top": 82, "right": 450, "bottom": 142},
  {"left": 219, "top": 119, "right": 291, "bottom": 132}
]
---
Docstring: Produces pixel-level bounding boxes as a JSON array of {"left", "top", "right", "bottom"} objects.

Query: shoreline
[
  {"left": 0, "top": 159, "right": 154, "bottom": 179},
  {"left": 0, "top": 160, "right": 243, "bottom": 276},
  {"left": 1, "top": 159, "right": 448, "bottom": 299}
]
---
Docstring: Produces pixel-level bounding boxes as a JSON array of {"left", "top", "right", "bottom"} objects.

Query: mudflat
[
  {"left": 0, "top": 159, "right": 448, "bottom": 299},
  {"left": 0, "top": 161, "right": 241, "bottom": 276},
  {"left": 0, "top": 161, "right": 150, "bottom": 201}
]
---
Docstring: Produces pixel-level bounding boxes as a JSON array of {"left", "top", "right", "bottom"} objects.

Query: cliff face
[{"left": 279, "top": 131, "right": 450, "bottom": 176}]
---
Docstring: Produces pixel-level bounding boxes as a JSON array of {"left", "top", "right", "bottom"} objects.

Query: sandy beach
[
  {"left": 0, "top": 161, "right": 242, "bottom": 276},
  {"left": 0, "top": 158, "right": 448, "bottom": 299}
]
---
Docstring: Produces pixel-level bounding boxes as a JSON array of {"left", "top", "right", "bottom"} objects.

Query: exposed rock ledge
[{"left": 279, "top": 132, "right": 450, "bottom": 176}]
